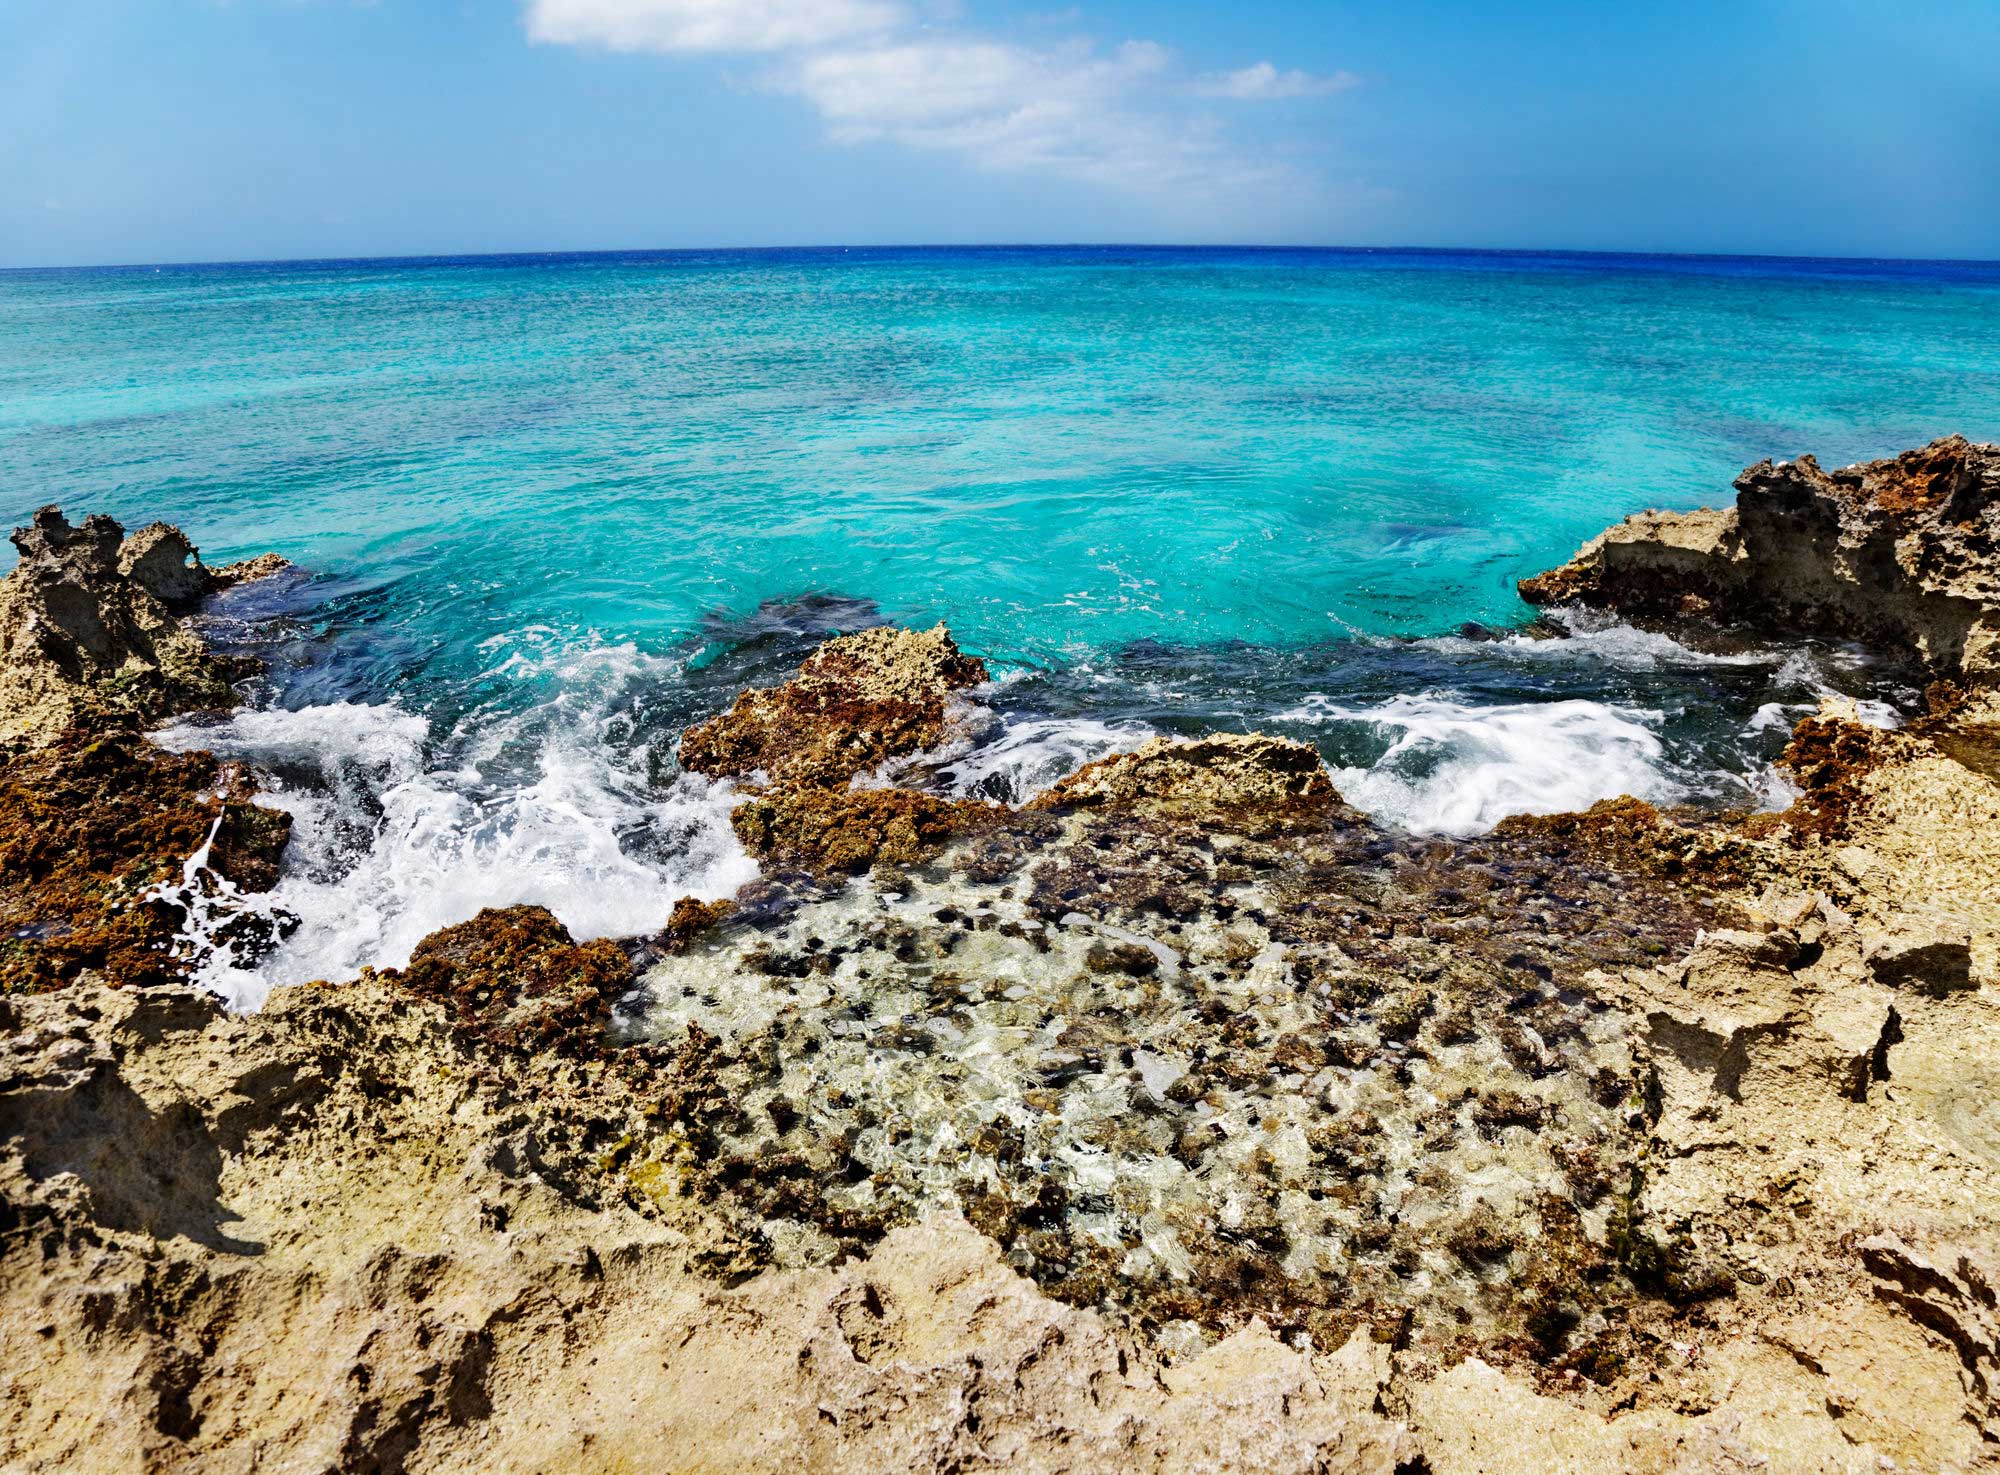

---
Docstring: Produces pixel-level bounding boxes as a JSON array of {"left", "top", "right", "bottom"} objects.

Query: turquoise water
[
  {"left": 5, "top": 247, "right": 1998, "bottom": 1001},
  {"left": 7, "top": 248, "right": 1999, "bottom": 668}
]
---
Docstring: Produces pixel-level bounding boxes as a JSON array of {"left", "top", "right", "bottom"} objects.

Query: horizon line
[{"left": 6, "top": 241, "right": 2000, "bottom": 276}]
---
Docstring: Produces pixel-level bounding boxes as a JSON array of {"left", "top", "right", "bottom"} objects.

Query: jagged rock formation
[
  {"left": 5, "top": 456, "right": 2000, "bottom": 1472},
  {"left": 1521, "top": 435, "right": 2000, "bottom": 680},
  {"left": 679, "top": 622, "right": 1002, "bottom": 874},
  {"left": 0, "top": 733, "right": 290, "bottom": 993},
  {"left": 0, "top": 509, "right": 294, "bottom": 993},
  {"left": 0, "top": 508, "right": 239, "bottom": 748},
  {"left": 679, "top": 622, "right": 988, "bottom": 788}
]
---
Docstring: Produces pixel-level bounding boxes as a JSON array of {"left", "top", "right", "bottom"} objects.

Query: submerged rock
[{"left": 1521, "top": 436, "right": 2000, "bottom": 679}]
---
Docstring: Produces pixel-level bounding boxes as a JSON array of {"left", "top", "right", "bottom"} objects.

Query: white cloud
[
  {"left": 782, "top": 37, "right": 1286, "bottom": 200},
  {"left": 525, "top": 0, "right": 901, "bottom": 54},
  {"left": 1196, "top": 61, "right": 1360, "bottom": 101},
  {"left": 524, "top": 1, "right": 1339, "bottom": 210}
]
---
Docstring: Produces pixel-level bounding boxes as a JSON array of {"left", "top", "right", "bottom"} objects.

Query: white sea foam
[
  {"left": 1286, "top": 691, "right": 1679, "bottom": 836},
  {"left": 1418, "top": 613, "right": 1775, "bottom": 671},
  {"left": 153, "top": 641, "right": 756, "bottom": 1010},
  {"left": 935, "top": 715, "right": 1155, "bottom": 803}
]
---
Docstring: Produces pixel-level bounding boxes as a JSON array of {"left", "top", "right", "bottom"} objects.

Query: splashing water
[
  {"left": 1289, "top": 693, "right": 1677, "bottom": 835},
  {"left": 5, "top": 247, "right": 1970, "bottom": 1004},
  {"left": 153, "top": 642, "right": 757, "bottom": 1009}
]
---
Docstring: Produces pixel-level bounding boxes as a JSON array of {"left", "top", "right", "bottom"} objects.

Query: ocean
[{"left": 5, "top": 245, "right": 1998, "bottom": 1004}]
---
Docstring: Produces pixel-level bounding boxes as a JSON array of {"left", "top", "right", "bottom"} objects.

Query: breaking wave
[
  {"left": 1285, "top": 692, "right": 1680, "bottom": 836},
  {"left": 153, "top": 640, "right": 755, "bottom": 1010}
]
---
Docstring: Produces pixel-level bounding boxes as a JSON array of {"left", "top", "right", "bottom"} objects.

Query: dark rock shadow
[{"left": 3, "top": 1070, "right": 264, "bottom": 1255}]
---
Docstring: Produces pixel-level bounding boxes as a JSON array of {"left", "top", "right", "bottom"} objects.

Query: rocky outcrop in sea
[{"left": 2, "top": 446, "right": 1997, "bottom": 1473}]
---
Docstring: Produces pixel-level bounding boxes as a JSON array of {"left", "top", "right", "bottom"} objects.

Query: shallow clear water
[{"left": 6, "top": 247, "right": 1997, "bottom": 1001}]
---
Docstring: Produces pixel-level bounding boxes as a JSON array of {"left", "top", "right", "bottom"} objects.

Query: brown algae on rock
[{"left": 6, "top": 444, "right": 2000, "bottom": 1473}]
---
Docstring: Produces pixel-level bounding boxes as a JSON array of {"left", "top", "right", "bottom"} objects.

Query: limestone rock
[
  {"left": 730, "top": 784, "right": 1004, "bottom": 874},
  {"left": 1029, "top": 733, "right": 1342, "bottom": 827},
  {"left": 117, "top": 521, "right": 213, "bottom": 606},
  {"left": 1864, "top": 914, "right": 1976, "bottom": 995},
  {"left": 0, "top": 732, "right": 290, "bottom": 993},
  {"left": 1522, "top": 436, "right": 2000, "bottom": 680},
  {"left": 679, "top": 623, "right": 988, "bottom": 789},
  {"left": 0, "top": 507, "right": 243, "bottom": 748},
  {"left": 388, "top": 903, "right": 633, "bottom": 1057}
]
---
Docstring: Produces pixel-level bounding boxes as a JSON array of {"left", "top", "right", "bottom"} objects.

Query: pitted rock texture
[
  {"left": 0, "top": 507, "right": 294, "bottom": 994},
  {"left": 0, "top": 507, "right": 249, "bottom": 749},
  {"left": 6, "top": 485, "right": 2000, "bottom": 1470},
  {"left": 679, "top": 623, "right": 989, "bottom": 790},
  {"left": 1521, "top": 436, "right": 2000, "bottom": 680},
  {"left": 0, "top": 732, "right": 290, "bottom": 994},
  {"left": 388, "top": 904, "right": 636, "bottom": 1058},
  {"left": 0, "top": 978, "right": 1425, "bottom": 1474},
  {"left": 1030, "top": 732, "right": 1346, "bottom": 831}
]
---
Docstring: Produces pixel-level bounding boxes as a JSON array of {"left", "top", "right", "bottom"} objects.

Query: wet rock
[
  {"left": 0, "top": 733, "right": 289, "bottom": 993},
  {"left": 679, "top": 623, "right": 987, "bottom": 789},
  {"left": 1522, "top": 436, "right": 2000, "bottom": 681},
  {"left": 389, "top": 905, "right": 633, "bottom": 1057},
  {"left": 207, "top": 552, "right": 293, "bottom": 591},
  {"left": 1029, "top": 733, "right": 1345, "bottom": 831},
  {"left": 731, "top": 785, "right": 1004, "bottom": 875},
  {"left": 659, "top": 895, "right": 735, "bottom": 954}
]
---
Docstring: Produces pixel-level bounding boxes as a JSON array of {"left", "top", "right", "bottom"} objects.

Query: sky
[{"left": 2, "top": 0, "right": 1997, "bottom": 268}]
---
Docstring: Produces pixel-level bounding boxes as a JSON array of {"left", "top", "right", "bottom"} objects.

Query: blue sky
[{"left": 3, "top": 0, "right": 1996, "bottom": 267}]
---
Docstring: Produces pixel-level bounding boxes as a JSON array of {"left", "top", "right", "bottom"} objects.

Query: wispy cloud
[
  {"left": 524, "top": 0, "right": 1344, "bottom": 210},
  {"left": 525, "top": 0, "right": 901, "bottom": 54},
  {"left": 1195, "top": 62, "right": 1361, "bottom": 101}
]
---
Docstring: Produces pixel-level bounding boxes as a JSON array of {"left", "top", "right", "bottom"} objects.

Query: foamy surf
[
  {"left": 153, "top": 641, "right": 757, "bottom": 1010},
  {"left": 1286, "top": 691, "right": 1680, "bottom": 836},
  {"left": 934, "top": 713, "right": 1156, "bottom": 804}
]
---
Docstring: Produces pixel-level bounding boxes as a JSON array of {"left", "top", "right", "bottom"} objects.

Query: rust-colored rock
[
  {"left": 390, "top": 904, "right": 633, "bottom": 1057},
  {"left": 1775, "top": 711, "right": 1902, "bottom": 841},
  {"left": 732, "top": 785, "right": 1004, "bottom": 874},
  {"left": 1490, "top": 795, "right": 1753, "bottom": 886},
  {"left": 1521, "top": 436, "right": 2000, "bottom": 679},
  {"left": 660, "top": 895, "right": 736, "bottom": 953},
  {"left": 679, "top": 623, "right": 988, "bottom": 788},
  {"left": 1029, "top": 733, "right": 1344, "bottom": 831},
  {"left": 0, "top": 732, "right": 290, "bottom": 993}
]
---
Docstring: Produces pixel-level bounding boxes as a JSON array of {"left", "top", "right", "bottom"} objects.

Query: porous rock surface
[
  {"left": 0, "top": 508, "right": 242, "bottom": 749},
  {"left": 0, "top": 509, "right": 293, "bottom": 993},
  {"left": 1521, "top": 435, "right": 2000, "bottom": 679},
  {"left": 5, "top": 455, "right": 2000, "bottom": 1472}
]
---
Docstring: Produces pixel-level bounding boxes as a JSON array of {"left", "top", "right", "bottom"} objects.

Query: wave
[
  {"left": 1415, "top": 610, "right": 1778, "bottom": 671},
  {"left": 933, "top": 713, "right": 1156, "bottom": 804},
  {"left": 153, "top": 640, "right": 755, "bottom": 1010},
  {"left": 1284, "top": 691, "right": 1679, "bottom": 836}
]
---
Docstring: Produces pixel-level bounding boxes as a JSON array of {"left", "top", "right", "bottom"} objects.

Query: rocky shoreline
[{"left": 3, "top": 440, "right": 1998, "bottom": 1472}]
